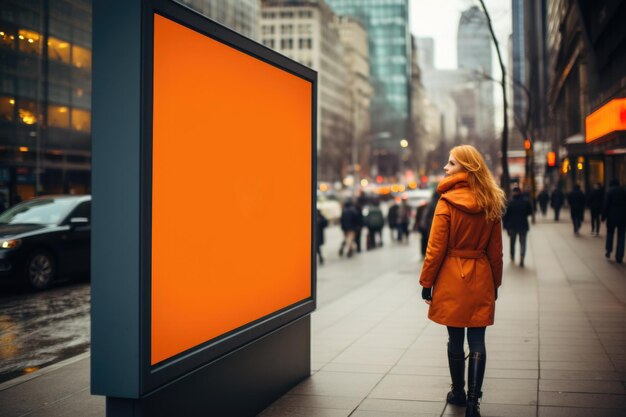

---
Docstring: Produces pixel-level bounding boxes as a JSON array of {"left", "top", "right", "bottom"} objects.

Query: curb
[{"left": 0, "top": 351, "right": 91, "bottom": 392}]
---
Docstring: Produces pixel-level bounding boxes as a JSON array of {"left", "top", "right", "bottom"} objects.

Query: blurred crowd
[{"left": 316, "top": 178, "right": 626, "bottom": 266}]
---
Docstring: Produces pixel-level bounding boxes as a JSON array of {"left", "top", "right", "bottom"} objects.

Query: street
[{"left": 0, "top": 282, "right": 90, "bottom": 383}]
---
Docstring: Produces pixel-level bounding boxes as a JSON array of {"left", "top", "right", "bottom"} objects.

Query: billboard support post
[{"left": 92, "top": 1, "right": 317, "bottom": 415}]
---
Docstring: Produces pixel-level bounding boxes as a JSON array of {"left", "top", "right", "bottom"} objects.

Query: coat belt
[{"left": 447, "top": 249, "right": 485, "bottom": 259}]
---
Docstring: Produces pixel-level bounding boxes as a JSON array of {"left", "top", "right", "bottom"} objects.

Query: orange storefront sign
[
  {"left": 151, "top": 14, "right": 312, "bottom": 365},
  {"left": 585, "top": 98, "right": 626, "bottom": 143}
]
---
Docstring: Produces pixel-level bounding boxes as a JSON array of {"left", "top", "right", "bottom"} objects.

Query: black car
[{"left": 0, "top": 195, "right": 91, "bottom": 290}]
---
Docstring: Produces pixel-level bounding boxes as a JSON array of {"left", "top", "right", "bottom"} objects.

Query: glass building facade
[
  {"left": 0, "top": 0, "right": 92, "bottom": 205},
  {"left": 326, "top": 0, "right": 411, "bottom": 175}
]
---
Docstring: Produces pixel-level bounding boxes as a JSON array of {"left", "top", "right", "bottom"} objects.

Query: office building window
[
  {"left": 18, "top": 100, "right": 37, "bottom": 125},
  {"left": 280, "top": 24, "right": 293, "bottom": 35},
  {"left": 280, "top": 11, "right": 294, "bottom": 18},
  {"left": 72, "top": 45, "right": 91, "bottom": 70},
  {"left": 280, "top": 38, "right": 293, "bottom": 49},
  {"left": 0, "top": 96, "right": 15, "bottom": 122},
  {"left": 298, "top": 38, "right": 312, "bottom": 49},
  {"left": 261, "top": 25, "right": 275, "bottom": 35},
  {"left": 297, "top": 24, "right": 312, "bottom": 34},
  {"left": 71, "top": 108, "right": 90, "bottom": 132},
  {"left": 18, "top": 29, "right": 41, "bottom": 55},
  {"left": 298, "top": 11, "right": 312, "bottom": 18},
  {"left": 0, "top": 28, "right": 16, "bottom": 49},
  {"left": 48, "top": 36, "right": 71, "bottom": 64},
  {"left": 262, "top": 38, "right": 275, "bottom": 49},
  {"left": 48, "top": 105, "right": 70, "bottom": 128}
]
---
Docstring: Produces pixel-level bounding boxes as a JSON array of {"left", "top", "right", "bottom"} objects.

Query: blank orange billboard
[
  {"left": 151, "top": 14, "right": 313, "bottom": 365},
  {"left": 585, "top": 98, "right": 626, "bottom": 143}
]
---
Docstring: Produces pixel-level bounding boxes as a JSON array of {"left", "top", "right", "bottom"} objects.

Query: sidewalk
[
  {"left": 259, "top": 217, "right": 626, "bottom": 417},
  {"left": 1, "top": 218, "right": 625, "bottom": 417}
]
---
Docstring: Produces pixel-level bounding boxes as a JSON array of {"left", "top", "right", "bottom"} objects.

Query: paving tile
[
  {"left": 351, "top": 411, "right": 439, "bottom": 417},
  {"left": 368, "top": 375, "right": 450, "bottom": 401},
  {"left": 357, "top": 398, "right": 445, "bottom": 414},
  {"left": 485, "top": 369, "right": 539, "bottom": 379},
  {"left": 538, "top": 406, "right": 625, "bottom": 417},
  {"left": 258, "top": 406, "right": 353, "bottom": 417},
  {"left": 539, "top": 391, "right": 626, "bottom": 408},
  {"left": 483, "top": 378, "right": 538, "bottom": 391},
  {"left": 288, "top": 371, "right": 383, "bottom": 398},
  {"left": 488, "top": 359, "right": 539, "bottom": 370},
  {"left": 321, "top": 362, "right": 392, "bottom": 374},
  {"left": 467, "top": 403, "right": 538, "bottom": 417},
  {"left": 264, "top": 394, "right": 361, "bottom": 410},
  {"left": 539, "top": 360, "right": 615, "bottom": 371},
  {"left": 539, "top": 379, "right": 625, "bottom": 394},
  {"left": 539, "top": 369, "right": 622, "bottom": 381},
  {"left": 482, "top": 389, "right": 538, "bottom": 406},
  {"left": 331, "top": 346, "right": 406, "bottom": 366},
  {"left": 389, "top": 365, "right": 449, "bottom": 377}
]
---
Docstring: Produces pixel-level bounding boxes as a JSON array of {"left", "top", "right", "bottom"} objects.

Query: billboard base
[{"left": 105, "top": 315, "right": 310, "bottom": 417}]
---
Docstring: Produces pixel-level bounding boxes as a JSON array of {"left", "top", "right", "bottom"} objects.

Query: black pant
[
  {"left": 367, "top": 228, "right": 383, "bottom": 248},
  {"left": 554, "top": 207, "right": 561, "bottom": 221},
  {"left": 421, "top": 230, "right": 430, "bottom": 256},
  {"left": 509, "top": 230, "right": 527, "bottom": 259},
  {"left": 606, "top": 223, "right": 625, "bottom": 262},
  {"left": 447, "top": 326, "right": 486, "bottom": 355},
  {"left": 572, "top": 215, "right": 582, "bottom": 233},
  {"left": 591, "top": 212, "right": 601, "bottom": 234}
]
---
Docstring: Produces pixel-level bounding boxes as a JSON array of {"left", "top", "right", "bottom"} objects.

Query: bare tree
[{"left": 477, "top": 0, "right": 510, "bottom": 195}]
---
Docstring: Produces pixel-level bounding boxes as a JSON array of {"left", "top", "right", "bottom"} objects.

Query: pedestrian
[
  {"left": 537, "top": 188, "right": 549, "bottom": 217},
  {"left": 418, "top": 192, "right": 440, "bottom": 258},
  {"left": 567, "top": 184, "right": 586, "bottom": 234},
  {"left": 420, "top": 145, "right": 505, "bottom": 417},
  {"left": 339, "top": 200, "right": 358, "bottom": 258},
  {"left": 387, "top": 199, "right": 399, "bottom": 242},
  {"left": 354, "top": 201, "right": 364, "bottom": 253},
  {"left": 365, "top": 200, "right": 385, "bottom": 249},
  {"left": 550, "top": 187, "right": 564, "bottom": 221},
  {"left": 602, "top": 179, "right": 626, "bottom": 264},
  {"left": 316, "top": 209, "right": 328, "bottom": 264},
  {"left": 503, "top": 186, "right": 532, "bottom": 267},
  {"left": 587, "top": 183, "right": 604, "bottom": 236},
  {"left": 396, "top": 199, "right": 411, "bottom": 243}
]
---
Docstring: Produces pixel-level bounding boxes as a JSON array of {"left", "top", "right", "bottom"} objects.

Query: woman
[{"left": 419, "top": 145, "right": 505, "bottom": 417}]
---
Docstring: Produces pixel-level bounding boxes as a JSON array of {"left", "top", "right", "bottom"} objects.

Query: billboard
[{"left": 151, "top": 13, "right": 314, "bottom": 365}]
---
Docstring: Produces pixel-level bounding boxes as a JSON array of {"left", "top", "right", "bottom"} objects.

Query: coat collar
[{"left": 437, "top": 172, "right": 469, "bottom": 194}]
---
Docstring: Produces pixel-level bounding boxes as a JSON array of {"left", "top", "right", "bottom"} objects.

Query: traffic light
[
  {"left": 546, "top": 151, "right": 557, "bottom": 171},
  {"left": 524, "top": 139, "right": 531, "bottom": 150}
]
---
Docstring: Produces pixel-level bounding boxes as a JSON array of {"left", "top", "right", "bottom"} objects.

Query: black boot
[
  {"left": 446, "top": 350, "right": 467, "bottom": 406},
  {"left": 465, "top": 352, "right": 486, "bottom": 417}
]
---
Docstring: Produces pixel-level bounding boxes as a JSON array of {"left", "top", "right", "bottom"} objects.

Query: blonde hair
[{"left": 450, "top": 145, "right": 506, "bottom": 221}]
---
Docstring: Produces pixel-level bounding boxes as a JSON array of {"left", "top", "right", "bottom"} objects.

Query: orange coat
[{"left": 419, "top": 172, "right": 503, "bottom": 327}]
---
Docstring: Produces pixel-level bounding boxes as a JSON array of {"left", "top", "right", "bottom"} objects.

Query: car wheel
[{"left": 25, "top": 251, "right": 56, "bottom": 291}]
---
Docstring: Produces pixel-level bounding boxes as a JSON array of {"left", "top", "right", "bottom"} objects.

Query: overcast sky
[{"left": 410, "top": 0, "right": 512, "bottom": 71}]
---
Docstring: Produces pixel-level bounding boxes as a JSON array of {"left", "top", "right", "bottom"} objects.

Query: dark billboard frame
[{"left": 92, "top": 0, "right": 316, "bottom": 399}]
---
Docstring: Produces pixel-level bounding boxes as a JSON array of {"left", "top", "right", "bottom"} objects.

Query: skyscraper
[
  {"left": 457, "top": 6, "right": 495, "bottom": 140},
  {"left": 260, "top": 0, "right": 351, "bottom": 181},
  {"left": 0, "top": 0, "right": 93, "bottom": 203},
  {"left": 511, "top": 0, "right": 526, "bottom": 150},
  {"left": 178, "top": 0, "right": 260, "bottom": 40},
  {"left": 326, "top": 0, "right": 411, "bottom": 177}
]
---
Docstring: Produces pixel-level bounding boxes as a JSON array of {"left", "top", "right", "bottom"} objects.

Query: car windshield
[{"left": 0, "top": 198, "right": 77, "bottom": 225}]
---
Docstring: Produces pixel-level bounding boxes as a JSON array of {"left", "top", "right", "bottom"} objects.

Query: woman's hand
[{"left": 421, "top": 287, "right": 432, "bottom": 304}]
